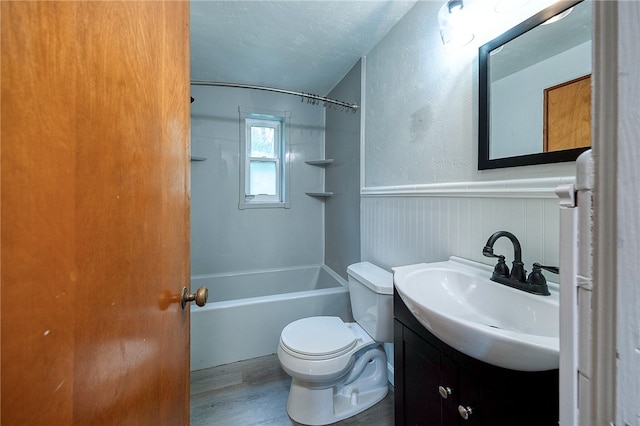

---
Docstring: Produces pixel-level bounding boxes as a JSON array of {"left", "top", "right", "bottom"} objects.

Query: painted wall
[
  {"left": 360, "top": 1, "right": 576, "bottom": 274},
  {"left": 364, "top": 0, "right": 576, "bottom": 187},
  {"left": 190, "top": 85, "right": 326, "bottom": 275},
  {"left": 324, "top": 60, "right": 362, "bottom": 279}
]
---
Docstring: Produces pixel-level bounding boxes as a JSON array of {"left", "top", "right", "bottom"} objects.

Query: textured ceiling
[{"left": 190, "top": 1, "right": 417, "bottom": 96}]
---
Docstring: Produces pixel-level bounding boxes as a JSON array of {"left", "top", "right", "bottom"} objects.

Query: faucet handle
[
  {"left": 532, "top": 263, "right": 559, "bottom": 275},
  {"left": 493, "top": 256, "right": 510, "bottom": 278},
  {"left": 483, "top": 247, "right": 510, "bottom": 278},
  {"left": 526, "top": 263, "right": 556, "bottom": 296}
]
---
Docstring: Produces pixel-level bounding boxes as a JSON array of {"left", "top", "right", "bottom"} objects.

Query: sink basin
[{"left": 393, "top": 256, "right": 559, "bottom": 371}]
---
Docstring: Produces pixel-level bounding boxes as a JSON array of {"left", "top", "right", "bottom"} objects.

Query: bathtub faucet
[{"left": 482, "top": 231, "right": 550, "bottom": 296}]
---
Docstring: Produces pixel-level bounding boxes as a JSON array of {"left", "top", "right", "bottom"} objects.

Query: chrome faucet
[{"left": 482, "top": 231, "right": 552, "bottom": 296}]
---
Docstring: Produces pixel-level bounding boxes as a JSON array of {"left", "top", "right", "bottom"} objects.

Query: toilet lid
[{"left": 280, "top": 317, "right": 357, "bottom": 358}]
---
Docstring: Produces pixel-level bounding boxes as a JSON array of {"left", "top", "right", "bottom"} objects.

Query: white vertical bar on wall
[
  {"left": 556, "top": 184, "right": 578, "bottom": 426},
  {"left": 614, "top": 2, "right": 640, "bottom": 423},
  {"left": 359, "top": 56, "right": 366, "bottom": 192},
  {"left": 592, "top": 1, "right": 618, "bottom": 423},
  {"left": 575, "top": 154, "right": 595, "bottom": 424}
]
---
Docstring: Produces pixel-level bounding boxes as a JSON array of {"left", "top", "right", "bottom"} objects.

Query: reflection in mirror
[{"left": 479, "top": 0, "right": 592, "bottom": 170}]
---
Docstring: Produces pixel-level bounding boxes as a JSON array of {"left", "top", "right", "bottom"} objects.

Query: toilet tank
[{"left": 347, "top": 262, "right": 394, "bottom": 342}]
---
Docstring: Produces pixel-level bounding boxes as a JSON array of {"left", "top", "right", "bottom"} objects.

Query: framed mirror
[{"left": 478, "top": 0, "right": 592, "bottom": 170}]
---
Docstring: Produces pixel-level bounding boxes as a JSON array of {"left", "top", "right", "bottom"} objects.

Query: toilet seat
[{"left": 280, "top": 317, "right": 358, "bottom": 360}]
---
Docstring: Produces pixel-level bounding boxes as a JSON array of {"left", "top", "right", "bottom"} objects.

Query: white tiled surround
[{"left": 190, "top": 85, "right": 327, "bottom": 276}]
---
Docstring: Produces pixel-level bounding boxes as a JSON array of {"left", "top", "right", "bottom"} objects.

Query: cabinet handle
[
  {"left": 458, "top": 405, "right": 473, "bottom": 420},
  {"left": 438, "top": 386, "right": 452, "bottom": 399}
]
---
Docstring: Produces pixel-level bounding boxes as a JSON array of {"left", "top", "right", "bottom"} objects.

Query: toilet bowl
[{"left": 277, "top": 262, "right": 393, "bottom": 425}]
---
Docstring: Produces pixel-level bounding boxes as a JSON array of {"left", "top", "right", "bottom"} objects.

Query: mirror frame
[{"left": 478, "top": 0, "right": 590, "bottom": 170}]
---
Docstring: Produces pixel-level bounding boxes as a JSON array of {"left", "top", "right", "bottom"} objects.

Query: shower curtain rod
[{"left": 190, "top": 80, "right": 360, "bottom": 112}]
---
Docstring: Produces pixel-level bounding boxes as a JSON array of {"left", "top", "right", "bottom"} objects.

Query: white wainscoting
[
  {"left": 361, "top": 177, "right": 574, "bottom": 389},
  {"left": 361, "top": 177, "right": 574, "bottom": 273}
]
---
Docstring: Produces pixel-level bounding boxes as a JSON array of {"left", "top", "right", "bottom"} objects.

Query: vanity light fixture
[
  {"left": 438, "top": 0, "right": 474, "bottom": 49},
  {"left": 448, "top": 0, "right": 464, "bottom": 13}
]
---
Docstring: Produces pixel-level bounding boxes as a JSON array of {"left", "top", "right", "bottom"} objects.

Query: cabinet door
[
  {"left": 457, "top": 369, "right": 559, "bottom": 425},
  {"left": 439, "top": 355, "right": 459, "bottom": 426},
  {"left": 456, "top": 371, "right": 486, "bottom": 425},
  {"left": 397, "top": 322, "right": 447, "bottom": 426}
]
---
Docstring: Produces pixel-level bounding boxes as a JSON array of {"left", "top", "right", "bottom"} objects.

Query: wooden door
[
  {"left": 1, "top": 1, "right": 191, "bottom": 424},
  {"left": 544, "top": 74, "right": 592, "bottom": 152}
]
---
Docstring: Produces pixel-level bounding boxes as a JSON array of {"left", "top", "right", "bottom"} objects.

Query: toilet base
[{"left": 285, "top": 346, "right": 388, "bottom": 426}]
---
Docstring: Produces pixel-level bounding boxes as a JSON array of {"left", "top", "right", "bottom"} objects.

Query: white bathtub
[{"left": 190, "top": 265, "right": 352, "bottom": 371}]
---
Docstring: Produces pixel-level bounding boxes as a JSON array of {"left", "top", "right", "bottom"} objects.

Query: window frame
[{"left": 238, "top": 107, "right": 291, "bottom": 209}]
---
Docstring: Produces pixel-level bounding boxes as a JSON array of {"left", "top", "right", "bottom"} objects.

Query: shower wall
[
  {"left": 324, "top": 60, "right": 362, "bottom": 279},
  {"left": 190, "top": 85, "right": 327, "bottom": 275}
]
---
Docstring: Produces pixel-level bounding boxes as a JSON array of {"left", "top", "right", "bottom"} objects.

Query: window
[{"left": 239, "top": 108, "right": 290, "bottom": 209}]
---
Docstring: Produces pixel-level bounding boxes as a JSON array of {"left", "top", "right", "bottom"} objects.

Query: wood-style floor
[{"left": 190, "top": 354, "right": 394, "bottom": 426}]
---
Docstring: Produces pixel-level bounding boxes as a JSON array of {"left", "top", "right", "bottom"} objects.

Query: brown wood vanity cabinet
[{"left": 394, "top": 290, "right": 559, "bottom": 425}]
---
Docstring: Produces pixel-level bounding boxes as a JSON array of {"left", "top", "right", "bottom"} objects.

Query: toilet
[{"left": 277, "top": 262, "right": 393, "bottom": 425}]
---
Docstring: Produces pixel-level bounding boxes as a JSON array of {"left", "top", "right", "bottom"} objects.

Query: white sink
[{"left": 393, "top": 256, "right": 559, "bottom": 372}]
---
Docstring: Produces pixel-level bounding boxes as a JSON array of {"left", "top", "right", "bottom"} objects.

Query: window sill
[{"left": 238, "top": 201, "right": 290, "bottom": 210}]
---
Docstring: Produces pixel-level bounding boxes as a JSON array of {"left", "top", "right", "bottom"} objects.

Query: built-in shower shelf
[
  {"left": 305, "top": 192, "right": 333, "bottom": 198},
  {"left": 305, "top": 159, "right": 333, "bottom": 167},
  {"left": 191, "top": 156, "right": 207, "bottom": 161},
  {"left": 305, "top": 160, "right": 333, "bottom": 198}
]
